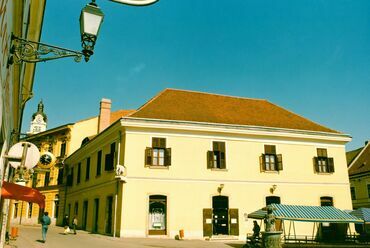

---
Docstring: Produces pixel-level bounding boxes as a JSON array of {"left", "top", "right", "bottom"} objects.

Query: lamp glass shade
[{"left": 80, "top": 3, "right": 104, "bottom": 37}]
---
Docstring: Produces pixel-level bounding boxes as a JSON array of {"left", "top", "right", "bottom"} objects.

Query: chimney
[{"left": 98, "top": 98, "right": 111, "bottom": 133}]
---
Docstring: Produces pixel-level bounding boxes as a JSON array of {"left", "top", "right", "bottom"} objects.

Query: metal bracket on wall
[{"left": 7, "top": 34, "right": 83, "bottom": 65}]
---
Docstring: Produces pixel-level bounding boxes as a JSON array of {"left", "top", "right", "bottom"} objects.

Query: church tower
[{"left": 28, "top": 100, "right": 48, "bottom": 134}]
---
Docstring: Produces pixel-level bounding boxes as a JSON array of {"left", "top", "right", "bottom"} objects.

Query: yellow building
[
  {"left": 63, "top": 89, "right": 352, "bottom": 240},
  {"left": 0, "top": 0, "right": 46, "bottom": 245},
  {"left": 10, "top": 99, "right": 133, "bottom": 226},
  {"left": 348, "top": 141, "right": 370, "bottom": 209}
]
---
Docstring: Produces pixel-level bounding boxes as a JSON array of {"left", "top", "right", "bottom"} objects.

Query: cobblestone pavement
[{"left": 5, "top": 225, "right": 245, "bottom": 248}]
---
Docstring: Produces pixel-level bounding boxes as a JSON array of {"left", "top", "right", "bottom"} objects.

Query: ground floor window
[{"left": 148, "top": 195, "right": 167, "bottom": 235}]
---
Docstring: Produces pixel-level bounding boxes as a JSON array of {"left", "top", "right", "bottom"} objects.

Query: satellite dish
[{"left": 8, "top": 142, "right": 40, "bottom": 169}]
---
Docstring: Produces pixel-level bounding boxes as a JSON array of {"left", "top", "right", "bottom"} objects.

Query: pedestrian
[
  {"left": 63, "top": 214, "right": 70, "bottom": 234},
  {"left": 40, "top": 211, "right": 51, "bottom": 243},
  {"left": 72, "top": 216, "right": 78, "bottom": 235},
  {"left": 250, "top": 220, "right": 260, "bottom": 245}
]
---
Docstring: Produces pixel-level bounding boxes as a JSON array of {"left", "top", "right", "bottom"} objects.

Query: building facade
[
  {"left": 64, "top": 89, "right": 352, "bottom": 239},
  {"left": 348, "top": 141, "right": 370, "bottom": 209},
  {"left": 0, "top": 0, "right": 46, "bottom": 245},
  {"left": 10, "top": 99, "right": 134, "bottom": 226}
]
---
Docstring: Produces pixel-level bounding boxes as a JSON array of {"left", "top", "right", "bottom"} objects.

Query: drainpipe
[{"left": 113, "top": 131, "right": 121, "bottom": 238}]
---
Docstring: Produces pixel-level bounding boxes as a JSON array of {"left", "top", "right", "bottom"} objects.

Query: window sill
[
  {"left": 261, "top": 170, "right": 281, "bottom": 174},
  {"left": 315, "top": 172, "right": 334, "bottom": 175},
  {"left": 147, "top": 166, "right": 170, "bottom": 170},
  {"left": 209, "top": 168, "right": 228, "bottom": 172}
]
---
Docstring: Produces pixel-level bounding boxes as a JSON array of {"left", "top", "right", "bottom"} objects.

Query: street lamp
[
  {"left": 7, "top": 0, "right": 158, "bottom": 64},
  {"left": 80, "top": 0, "right": 104, "bottom": 62}
]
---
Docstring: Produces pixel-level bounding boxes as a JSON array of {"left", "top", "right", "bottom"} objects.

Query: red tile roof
[
  {"left": 110, "top": 110, "right": 135, "bottom": 123},
  {"left": 129, "top": 89, "right": 339, "bottom": 133},
  {"left": 348, "top": 142, "right": 370, "bottom": 176}
]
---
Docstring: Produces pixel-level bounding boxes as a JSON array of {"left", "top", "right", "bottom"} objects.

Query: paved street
[{"left": 5, "top": 225, "right": 244, "bottom": 248}]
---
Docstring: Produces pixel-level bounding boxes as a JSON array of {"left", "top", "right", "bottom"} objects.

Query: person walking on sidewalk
[
  {"left": 63, "top": 215, "right": 70, "bottom": 234},
  {"left": 40, "top": 212, "right": 51, "bottom": 243},
  {"left": 72, "top": 216, "right": 78, "bottom": 235}
]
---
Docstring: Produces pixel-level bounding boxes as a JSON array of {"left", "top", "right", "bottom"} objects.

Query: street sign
[{"left": 8, "top": 142, "right": 40, "bottom": 169}]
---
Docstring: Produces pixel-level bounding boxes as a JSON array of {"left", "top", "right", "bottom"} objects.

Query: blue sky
[{"left": 22, "top": 0, "right": 370, "bottom": 151}]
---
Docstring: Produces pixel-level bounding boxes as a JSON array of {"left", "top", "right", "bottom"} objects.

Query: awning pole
[
  {"left": 293, "top": 221, "right": 296, "bottom": 240},
  {"left": 288, "top": 221, "right": 292, "bottom": 239},
  {"left": 283, "top": 220, "right": 286, "bottom": 241}
]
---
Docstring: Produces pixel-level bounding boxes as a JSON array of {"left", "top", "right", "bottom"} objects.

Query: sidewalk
[{"left": 5, "top": 225, "right": 245, "bottom": 248}]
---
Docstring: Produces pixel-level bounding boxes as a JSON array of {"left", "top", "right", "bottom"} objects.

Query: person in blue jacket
[{"left": 40, "top": 211, "right": 51, "bottom": 243}]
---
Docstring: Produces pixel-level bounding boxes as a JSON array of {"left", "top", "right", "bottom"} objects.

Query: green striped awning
[
  {"left": 350, "top": 208, "right": 370, "bottom": 223},
  {"left": 247, "top": 204, "right": 363, "bottom": 224}
]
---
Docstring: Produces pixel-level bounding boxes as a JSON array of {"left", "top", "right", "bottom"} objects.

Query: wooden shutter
[
  {"left": 264, "top": 145, "right": 276, "bottom": 154},
  {"left": 317, "top": 148, "right": 327, "bottom": 157},
  {"left": 328, "top": 157, "right": 335, "bottom": 172},
  {"left": 145, "top": 147, "right": 152, "bottom": 166},
  {"left": 165, "top": 148, "right": 171, "bottom": 166},
  {"left": 275, "top": 219, "right": 283, "bottom": 231},
  {"left": 277, "top": 154, "right": 283, "bottom": 171},
  {"left": 313, "top": 157, "right": 319, "bottom": 172},
  {"left": 220, "top": 152, "right": 226, "bottom": 169},
  {"left": 259, "top": 154, "right": 266, "bottom": 172},
  {"left": 159, "top": 138, "right": 166, "bottom": 148},
  {"left": 152, "top": 138, "right": 166, "bottom": 148},
  {"left": 229, "top": 208, "right": 239, "bottom": 236},
  {"left": 213, "top": 142, "right": 220, "bottom": 151},
  {"left": 203, "top": 208, "right": 213, "bottom": 237},
  {"left": 207, "top": 151, "right": 214, "bottom": 169}
]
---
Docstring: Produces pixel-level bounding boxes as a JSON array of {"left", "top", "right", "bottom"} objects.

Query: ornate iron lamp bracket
[{"left": 8, "top": 35, "right": 84, "bottom": 65}]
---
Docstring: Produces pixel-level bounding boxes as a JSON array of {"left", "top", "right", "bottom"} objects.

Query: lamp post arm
[
  {"left": 109, "top": 0, "right": 159, "bottom": 6},
  {"left": 8, "top": 35, "right": 84, "bottom": 65}
]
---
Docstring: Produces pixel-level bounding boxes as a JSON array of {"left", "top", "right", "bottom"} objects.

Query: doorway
[
  {"left": 93, "top": 198, "right": 99, "bottom": 233},
  {"left": 212, "top": 196, "right": 229, "bottom": 235},
  {"left": 148, "top": 195, "right": 167, "bottom": 235}
]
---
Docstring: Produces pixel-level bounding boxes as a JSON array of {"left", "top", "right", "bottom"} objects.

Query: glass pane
[
  {"left": 83, "top": 12, "right": 103, "bottom": 35},
  {"left": 159, "top": 157, "right": 164, "bottom": 166}
]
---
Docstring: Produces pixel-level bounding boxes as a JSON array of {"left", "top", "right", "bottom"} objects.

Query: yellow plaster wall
[{"left": 119, "top": 127, "right": 352, "bottom": 239}]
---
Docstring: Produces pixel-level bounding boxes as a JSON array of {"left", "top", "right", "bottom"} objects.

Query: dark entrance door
[
  {"left": 212, "top": 196, "right": 229, "bottom": 235},
  {"left": 93, "top": 198, "right": 99, "bottom": 233}
]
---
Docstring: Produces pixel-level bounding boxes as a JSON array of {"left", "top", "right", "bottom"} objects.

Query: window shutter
[
  {"left": 260, "top": 154, "right": 266, "bottom": 172},
  {"left": 220, "top": 152, "right": 226, "bottom": 169},
  {"left": 313, "top": 157, "right": 319, "bottom": 172},
  {"left": 207, "top": 151, "right": 214, "bottom": 169},
  {"left": 219, "top": 142, "right": 225, "bottom": 152},
  {"left": 145, "top": 147, "right": 153, "bottom": 166},
  {"left": 152, "top": 138, "right": 166, "bottom": 148},
  {"left": 265, "top": 145, "right": 276, "bottom": 154},
  {"left": 229, "top": 208, "right": 239, "bottom": 236},
  {"left": 277, "top": 154, "right": 283, "bottom": 171},
  {"left": 165, "top": 148, "right": 171, "bottom": 166},
  {"left": 203, "top": 208, "right": 213, "bottom": 237},
  {"left": 159, "top": 138, "right": 166, "bottom": 149},
  {"left": 213, "top": 142, "right": 219, "bottom": 151},
  {"left": 328, "top": 157, "right": 335, "bottom": 172}
]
